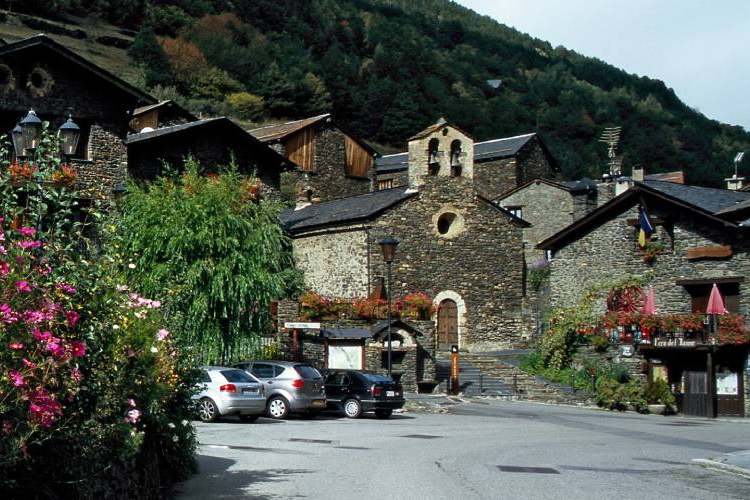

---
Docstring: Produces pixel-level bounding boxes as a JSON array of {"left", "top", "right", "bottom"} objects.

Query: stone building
[
  {"left": 0, "top": 34, "right": 155, "bottom": 197},
  {"left": 126, "top": 117, "right": 293, "bottom": 190},
  {"left": 129, "top": 100, "right": 195, "bottom": 133},
  {"left": 281, "top": 119, "right": 531, "bottom": 357},
  {"left": 250, "top": 114, "right": 378, "bottom": 202},
  {"left": 374, "top": 131, "right": 558, "bottom": 199},
  {"left": 538, "top": 180, "right": 750, "bottom": 417}
]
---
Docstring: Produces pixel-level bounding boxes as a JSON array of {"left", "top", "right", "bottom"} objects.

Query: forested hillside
[{"left": 17, "top": 0, "right": 750, "bottom": 185}]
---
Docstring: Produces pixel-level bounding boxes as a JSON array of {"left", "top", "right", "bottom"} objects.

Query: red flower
[{"left": 70, "top": 340, "right": 86, "bottom": 358}]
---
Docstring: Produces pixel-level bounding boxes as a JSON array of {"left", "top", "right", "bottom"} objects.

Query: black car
[{"left": 322, "top": 370, "right": 405, "bottom": 419}]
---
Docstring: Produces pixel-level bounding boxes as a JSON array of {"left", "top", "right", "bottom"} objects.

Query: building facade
[
  {"left": 539, "top": 181, "right": 750, "bottom": 417},
  {"left": 282, "top": 119, "right": 531, "bottom": 354}
]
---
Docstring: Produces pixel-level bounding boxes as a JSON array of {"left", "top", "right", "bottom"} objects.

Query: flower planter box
[{"left": 647, "top": 404, "right": 666, "bottom": 415}]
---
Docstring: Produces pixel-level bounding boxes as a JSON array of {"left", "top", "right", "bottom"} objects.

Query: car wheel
[
  {"left": 198, "top": 398, "right": 219, "bottom": 423},
  {"left": 375, "top": 409, "right": 393, "bottom": 419},
  {"left": 239, "top": 414, "right": 260, "bottom": 423},
  {"left": 267, "top": 396, "right": 290, "bottom": 419},
  {"left": 343, "top": 398, "right": 363, "bottom": 419}
]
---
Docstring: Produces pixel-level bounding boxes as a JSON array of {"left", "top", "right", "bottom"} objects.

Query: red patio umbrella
[
  {"left": 642, "top": 287, "right": 656, "bottom": 315},
  {"left": 706, "top": 283, "right": 727, "bottom": 335},
  {"left": 706, "top": 284, "right": 727, "bottom": 315}
]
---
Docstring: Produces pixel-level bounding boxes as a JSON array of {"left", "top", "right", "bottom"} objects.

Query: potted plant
[
  {"left": 640, "top": 241, "right": 664, "bottom": 264},
  {"left": 401, "top": 292, "right": 434, "bottom": 320},
  {"left": 644, "top": 379, "right": 675, "bottom": 415}
]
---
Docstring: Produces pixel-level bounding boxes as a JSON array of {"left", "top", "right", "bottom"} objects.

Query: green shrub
[
  {"left": 226, "top": 92, "right": 266, "bottom": 120},
  {"left": 644, "top": 379, "right": 676, "bottom": 407}
]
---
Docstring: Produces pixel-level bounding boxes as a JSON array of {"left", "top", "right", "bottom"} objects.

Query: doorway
[{"left": 437, "top": 299, "right": 458, "bottom": 348}]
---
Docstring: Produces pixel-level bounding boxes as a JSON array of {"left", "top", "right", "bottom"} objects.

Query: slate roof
[
  {"left": 375, "top": 133, "right": 537, "bottom": 173},
  {"left": 642, "top": 180, "right": 750, "bottom": 214},
  {"left": 132, "top": 100, "right": 196, "bottom": 121},
  {"left": 280, "top": 187, "right": 417, "bottom": 233},
  {"left": 125, "top": 118, "right": 227, "bottom": 144},
  {"left": 644, "top": 171, "right": 685, "bottom": 184},
  {"left": 0, "top": 34, "right": 155, "bottom": 105},
  {"left": 558, "top": 177, "right": 599, "bottom": 194},
  {"left": 538, "top": 181, "right": 750, "bottom": 251},
  {"left": 319, "top": 328, "right": 372, "bottom": 339},
  {"left": 249, "top": 114, "right": 330, "bottom": 142}
]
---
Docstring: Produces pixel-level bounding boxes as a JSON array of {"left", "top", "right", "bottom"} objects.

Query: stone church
[{"left": 281, "top": 119, "right": 555, "bottom": 350}]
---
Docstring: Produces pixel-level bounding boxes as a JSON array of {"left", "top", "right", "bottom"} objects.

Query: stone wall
[
  {"left": 499, "top": 181, "right": 577, "bottom": 263},
  {"left": 548, "top": 203, "right": 750, "bottom": 315},
  {"left": 374, "top": 169, "right": 409, "bottom": 190},
  {"left": 368, "top": 175, "right": 528, "bottom": 348},
  {"left": 407, "top": 125, "right": 474, "bottom": 188},
  {"left": 292, "top": 224, "right": 370, "bottom": 298},
  {"left": 474, "top": 157, "right": 517, "bottom": 200},
  {"left": 516, "top": 138, "right": 556, "bottom": 186},
  {"left": 73, "top": 124, "right": 127, "bottom": 197},
  {"left": 283, "top": 127, "right": 372, "bottom": 203}
]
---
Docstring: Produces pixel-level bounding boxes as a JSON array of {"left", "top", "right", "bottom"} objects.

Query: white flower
[
  {"left": 181, "top": 420, "right": 189, "bottom": 426},
  {"left": 168, "top": 422, "right": 175, "bottom": 429},
  {"left": 128, "top": 263, "right": 136, "bottom": 269},
  {"left": 112, "top": 324, "right": 120, "bottom": 330},
  {"left": 172, "top": 435, "right": 179, "bottom": 442},
  {"left": 150, "top": 346, "right": 158, "bottom": 353}
]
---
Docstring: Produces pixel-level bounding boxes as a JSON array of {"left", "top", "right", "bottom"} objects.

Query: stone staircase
[{"left": 435, "top": 350, "right": 593, "bottom": 405}]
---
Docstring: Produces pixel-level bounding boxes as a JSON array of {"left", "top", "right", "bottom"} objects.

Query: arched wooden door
[{"left": 437, "top": 299, "right": 458, "bottom": 348}]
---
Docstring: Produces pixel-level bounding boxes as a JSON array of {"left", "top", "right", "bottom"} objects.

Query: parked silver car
[
  {"left": 234, "top": 361, "right": 326, "bottom": 419},
  {"left": 193, "top": 366, "right": 266, "bottom": 423}
]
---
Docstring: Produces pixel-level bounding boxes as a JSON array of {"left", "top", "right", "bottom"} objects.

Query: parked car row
[{"left": 192, "top": 361, "right": 405, "bottom": 423}]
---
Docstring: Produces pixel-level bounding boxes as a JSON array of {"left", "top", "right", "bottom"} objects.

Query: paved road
[{"left": 177, "top": 400, "right": 750, "bottom": 499}]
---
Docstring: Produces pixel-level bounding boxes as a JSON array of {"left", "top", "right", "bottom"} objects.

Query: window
[
  {"left": 199, "top": 370, "right": 212, "bottom": 383},
  {"left": 545, "top": 250, "right": 553, "bottom": 261},
  {"left": 294, "top": 365, "right": 322, "bottom": 379},
  {"left": 450, "top": 140, "right": 462, "bottom": 176},
  {"left": 220, "top": 369, "right": 255, "bottom": 383},
  {"left": 251, "top": 363, "right": 276, "bottom": 379},
  {"left": 427, "top": 138, "right": 439, "bottom": 175},
  {"left": 377, "top": 179, "right": 394, "bottom": 190},
  {"left": 506, "top": 206, "right": 523, "bottom": 219},
  {"left": 685, "top": 282, "right": 740, "bottom": 314},
  {"left": 437, "top": 212, "right": 457, "bottom": 235},
  {"left": 326, "top": 372, "right": 349, "bottom": 386}
]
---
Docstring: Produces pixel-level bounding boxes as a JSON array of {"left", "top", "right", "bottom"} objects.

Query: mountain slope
[{"left": 11, "top": 1, "right": 750, "bottom": 186}]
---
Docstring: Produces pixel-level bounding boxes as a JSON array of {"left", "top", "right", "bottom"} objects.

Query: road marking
[
  {"left": 401, "top": 434, "right": 442, "bottom": 439},
  {"left": 497, "top": 465, "right": 560, "bottom": 474}
]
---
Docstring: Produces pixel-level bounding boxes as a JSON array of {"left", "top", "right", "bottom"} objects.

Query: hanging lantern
[
  {"left": 11, "top": 124, "right": 25, "bottom": 157},
  {"left": 378, "top": 236, "right": 399, "bottom": 264},
  {"left": 19, "top": 109, "right": 42, "bottom": 150},
  {"left": 58, "top": 115, "right": 80, "bottom": 157}
]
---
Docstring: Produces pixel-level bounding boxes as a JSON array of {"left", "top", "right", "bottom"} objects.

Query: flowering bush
[
  {"left": 718, "top": 314, "right": 748, "bottom": 344},
  {"left": 51, "top": 163, "right": 77, "bottom": 186},
  {"left": 0, "top": 127, "right": 197, "bottom": 497},
  {"left": 299, "top": 290, "right": 333, "bottom": 320},
  {"left": 401, "top": 292, "right": 434, "bottom": 319}
]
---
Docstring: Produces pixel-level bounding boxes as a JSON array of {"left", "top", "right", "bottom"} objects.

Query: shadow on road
[{"left": 176, "top": 454, "right": 311, "bottom": 499}]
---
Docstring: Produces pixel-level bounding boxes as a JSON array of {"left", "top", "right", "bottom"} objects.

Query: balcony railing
[{"left": 600, "top": 313, "right": 748, "bottom": 347}]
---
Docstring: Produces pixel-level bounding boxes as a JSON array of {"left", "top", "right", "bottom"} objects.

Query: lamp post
[
  {"left": 378, "top": 236, "right": 399, "bottom": 378},
  {"left": 58, "top": 114, "right": 81, "bottom": 160}
]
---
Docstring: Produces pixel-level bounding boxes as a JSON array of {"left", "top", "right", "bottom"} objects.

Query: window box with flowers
[{"left": 401, "top": 292, "right": 435, "bottom": 320}]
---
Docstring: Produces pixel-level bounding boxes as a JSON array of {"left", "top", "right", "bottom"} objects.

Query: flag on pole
[{"left": 638, "top": 206, "right": 654, "bottom": 247}]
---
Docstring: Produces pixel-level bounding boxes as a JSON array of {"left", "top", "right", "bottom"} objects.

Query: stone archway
[{"left": 432, "top": 290, "right": 466, "bottom": 349}]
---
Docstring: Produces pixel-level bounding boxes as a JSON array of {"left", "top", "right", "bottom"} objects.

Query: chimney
[
  {"left": 632, "top": 166, "right": 644, "bottom": 182},
  {"left": 615, "top": 176, "right": 633, "bottom": 197},
  {"left": 725, "top": 174, "right": 746, "bottom": 191}
]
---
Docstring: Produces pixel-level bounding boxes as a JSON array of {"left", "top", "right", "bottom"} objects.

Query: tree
[
  {"left": 225, "top": 92, "right": 265, "bottom": 120},
  {"left": 128, "top": 26, "right": 175, "bottom": 88},
  {"left": 119, "top": 163, "right": 302, "bottom": 363}
]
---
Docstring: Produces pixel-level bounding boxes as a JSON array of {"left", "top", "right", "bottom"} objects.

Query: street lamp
[
  {"left": 11, "top": 124, "right": 24, "bottom": 158},
  {"left": 378, "top": 236, "right": 399, "bottom": 378},
  {"left": 58, "top": 114, "right": 81, "bottom": 159},
  {"left": 19, "top": 109, "right": 42, "bottom": 151}
]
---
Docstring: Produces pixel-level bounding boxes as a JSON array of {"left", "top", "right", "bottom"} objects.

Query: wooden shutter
[{"left": 285, "top": 128, "right": 316, "bottom": 171}]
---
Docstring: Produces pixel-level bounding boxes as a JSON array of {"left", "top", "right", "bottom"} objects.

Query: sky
[{"left": 457, "top": 0, "right": 750, "bottom": 130}]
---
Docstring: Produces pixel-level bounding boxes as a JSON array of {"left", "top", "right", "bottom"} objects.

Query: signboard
[
  {"left": 284, "top": 322, "right": 321, "bottom": 329},
  {"left": 328, "top": 345, "right": 363, "bottom": 370},
  {"left": 716, "top": 370, "right": 738, "bottom": 396}
]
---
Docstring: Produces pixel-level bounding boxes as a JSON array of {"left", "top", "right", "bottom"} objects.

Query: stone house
[
  {"left": 0, "top": 34, "right": 155, "bottom": 197},
  {"left": 250, "top": 114, "right": 378, "bottom": 202},
  {"left": 281, "top": 119, "right": 531, "bottom": 360},
  {"left": 374, "top": 131, "right": 558, "bottom": 199},
  {"left": 129, "top": 100, "right": 196, "bottom": 133},
  {"left": 538, "top": 180, "right": 750, "bottom": 417},
  {"left": 125, "top": 117, "right": 293, "bottom": 191}
]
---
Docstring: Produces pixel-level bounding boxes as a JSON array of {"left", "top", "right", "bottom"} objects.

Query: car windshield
[
  {"left": 294, "top": 365, "right": 322, "bottom": 379},
  {"left": 220, "top": 369, "right": 255, "bottom": 383},
  {"left": 360, "top": 373, "right": 393, "bottom": 383}
]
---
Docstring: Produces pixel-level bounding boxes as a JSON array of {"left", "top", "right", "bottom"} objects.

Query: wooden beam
[
  {"left": 676, "top": 276, "right": 744, "bottom": 286},
  {"left": 686, "top": 245, "right": 733, "bottom": 260},
  {"left": 626, "top": 217, "right": 667, "bottom": 226}
]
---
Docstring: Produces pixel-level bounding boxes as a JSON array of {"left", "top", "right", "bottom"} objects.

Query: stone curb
[{"left": 692, "top": 459, "right": 750, "bottom": 479}]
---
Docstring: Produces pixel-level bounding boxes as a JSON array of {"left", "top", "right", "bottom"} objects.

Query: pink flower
[
  {"left": 70, "top": 340, "right": 86, "bottom": 358},
  {"left": 9, "top": 341, "right": 23, "bottom": 350},
  {"left": 0, "top": 245, "right": 6, "bottom": 255},
  {"left": 17, "top": 240, "right": 42, "bottom": 250},
  {"left": 8, "top": 369, "right": 25, "bottom": 387},
  {"left": 66, "top": 310, "right": 80, "bottom": 328},
  {"left": 19, "top": 227, "right": 36, "bottom": 237},
  {"left": 156, "top": 329, "right": 170, "bottom": 341},
  {"left": 15, "top": 281, "right": 32, "bottom": 293},
  {"left": 127, "top": 398, "right": 137, "bottom": 407},
  {"left": 22, "top": 358, "right": 36, "bottom": 369},
  {"left": 0, "top": 304, "right": 19, "bottom": 324},
  {"left": 56, "top": 283, "right": 77, "bottom": 295},
  {"left": 46, "top": 338, "right": 65, "bottom": 358},
  {"left": 28, "top": 389, "right": 62, "bottom": 428},
  {"left": 32, "top": 328, "right": 51, "bottom": 342},
  {"left": 23, "top": 310, "right": 45, "bottom": 324},
  {"left": 70, "top": 366, "right": 83, "bottom": 382},
  {"left": 0, "top": 262, "right": 8, "bottom": 275},
  {"left": 125, "top": 408, "right": 141, "bottom": 424}
]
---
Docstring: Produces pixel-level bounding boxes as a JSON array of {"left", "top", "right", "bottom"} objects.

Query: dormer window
[
  {"left": 450, "top": 140, "right": 462, "bottom": 177},
  {"left": 428, "top": 138, "right": 439, "bottom": 175}
]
